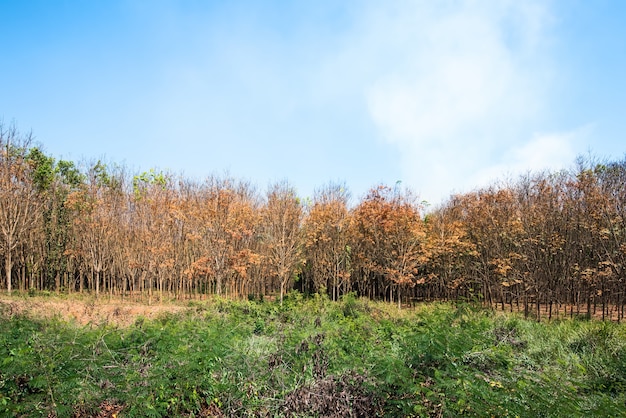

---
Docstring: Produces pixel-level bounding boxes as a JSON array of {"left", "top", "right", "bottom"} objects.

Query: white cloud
[
  {"left": 348, "top": 0, "right": 565, "bottom": 204},
  {"left": 471, "top": 125, "right": 592, "bottom": 188}
]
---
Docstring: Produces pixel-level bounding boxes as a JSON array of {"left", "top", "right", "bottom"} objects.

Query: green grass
[{"left": 1, "top": 294, "right": 626, "bottom": 417}]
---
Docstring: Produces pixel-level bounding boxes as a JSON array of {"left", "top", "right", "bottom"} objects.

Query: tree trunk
[
  {"left": 536, "top": 294, "right": 541, "bottom": 322},
  {"left": 6, "top": 250, "right": 12, "bottom": 295},
  {"left": 280, "top": 275, "right": 285, "bottom": 305}
]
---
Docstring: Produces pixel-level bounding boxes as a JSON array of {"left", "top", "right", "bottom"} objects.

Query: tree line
[{"left": 1, "top": 124, "right": 625, "bottom": 318}]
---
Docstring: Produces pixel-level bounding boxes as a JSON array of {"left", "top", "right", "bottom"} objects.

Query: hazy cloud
[
  {"left": 349, "top": 0, "right": 566, "bottom": 203},
  {"left": 471, "top": 125, "right": 591, "bottom": 188}
]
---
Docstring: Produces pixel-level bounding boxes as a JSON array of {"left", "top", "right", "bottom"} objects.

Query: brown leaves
[
  {"left": 283, "top": 371, "right": 383, "bottom": 418},
  {"left": 259, "top": 181, "right": 304, "bottom": 303},
  {"left": 349, "top": 185, "right": 425, "bottom": 290},
  {"left": 3, "top": 126, "right": 626, "bottom": 318},
  {"left": 304, "top": 183, "right": 351, "bottom": 297}
]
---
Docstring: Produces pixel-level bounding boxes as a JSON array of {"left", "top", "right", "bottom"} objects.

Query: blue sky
[{"left": 1, "top": 0, "right": 625, "bottom": 205}]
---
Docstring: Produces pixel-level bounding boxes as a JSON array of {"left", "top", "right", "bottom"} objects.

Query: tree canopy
[{"left": 1, "top": 123, "right": 625, "bottom": 319}]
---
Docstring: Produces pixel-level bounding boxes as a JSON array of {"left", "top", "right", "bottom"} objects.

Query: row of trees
[
  {"left": 1, "top": 124, "right": 625, "bottom": 318},
  {"left": 431, "top": 161, "right": 626, "bottom": 320}
]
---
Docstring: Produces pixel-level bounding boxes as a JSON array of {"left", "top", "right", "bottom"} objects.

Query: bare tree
[
  {"left": 303, "top": 182, "right": 351, "bottom": 300},
  {"left": 260, "top": 181, "right": 304, "bottom": 304},
  {"left": 0, "top": 123, "right": 42, "bottom": 294}
]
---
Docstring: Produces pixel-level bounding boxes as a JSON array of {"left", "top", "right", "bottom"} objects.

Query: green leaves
[{"left": 2, "top": 299, "right": 626, "bottom": 416}]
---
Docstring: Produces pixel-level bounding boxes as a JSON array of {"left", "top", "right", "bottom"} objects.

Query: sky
[{"left": 1, "top": 0, "right": 625, "bottom": 206}]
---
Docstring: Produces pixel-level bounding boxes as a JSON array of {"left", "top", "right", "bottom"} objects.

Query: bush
[{"left": 1, "top": 297, "right": 626, "bottom": 417}]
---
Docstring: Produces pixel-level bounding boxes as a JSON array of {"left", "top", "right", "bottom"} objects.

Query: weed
[{"left": 1, "top": 296, "right": 626, "bottom": 416}]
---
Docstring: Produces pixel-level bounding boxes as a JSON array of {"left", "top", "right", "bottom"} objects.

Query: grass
[{"left": 1, "top": 292, "right": 626, "bottom": 417}]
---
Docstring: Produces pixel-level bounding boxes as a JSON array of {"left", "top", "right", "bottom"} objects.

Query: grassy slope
[{"left": 1, "top": 293, "right": 626, "bottom": 417}]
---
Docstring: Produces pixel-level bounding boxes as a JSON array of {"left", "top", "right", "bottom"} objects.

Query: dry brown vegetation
[
  {"left": 1, "top": 122, "right": 626, "bottom": 320},
  {"left": 0, "top": 295, "right": 186, "bottom": 327}
]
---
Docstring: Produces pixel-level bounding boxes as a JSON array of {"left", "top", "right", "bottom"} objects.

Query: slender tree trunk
[
  {"left": 549, "top": 300, "right": 553, "bottom": 321},
  {"left": 602, "top": 280, "right": 608, "bottom": 321},
  {"left": 280, "top": 275, "right": 286, "bottom": 305},
  {"left": 6, "top": 251, "right": 12, "bottom": 295},
  {"left": 536, "top": 293, "right": 541, "bottom": 322},
  {"left": 524, "top": 293, "right": 529, "bottom": 319}
]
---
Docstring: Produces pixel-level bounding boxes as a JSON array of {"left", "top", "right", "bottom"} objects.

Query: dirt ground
[
  {"left": 2, "top": 293, "right": 622, "bottom": 326},
  {"left": 0, "top": 294, "right": 188, "bottom": 327}
]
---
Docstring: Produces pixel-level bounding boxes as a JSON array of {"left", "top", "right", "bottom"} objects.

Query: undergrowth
[{"left": 1, "top": 293, "right": 625, "bottom": 417}]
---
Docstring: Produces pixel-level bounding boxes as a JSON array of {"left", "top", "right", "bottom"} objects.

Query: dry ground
[
  {"left": 2, "top": 292, "right": 622, "bottom": 325},
  {"left": 0, "top": 293, "right": 188, "bottom": 327}
]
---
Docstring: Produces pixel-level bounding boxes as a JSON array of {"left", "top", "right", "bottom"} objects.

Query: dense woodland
[{"left": 1, "top": 123, "right": 626, "bottom": 319}]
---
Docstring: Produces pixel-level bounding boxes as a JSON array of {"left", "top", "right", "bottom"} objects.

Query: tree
[
  {"left": 0, "top": 124, "right": 42, "bottom": 294},
  {"left": 67, "top": 160, "right": 124, "bottom": 296},
  {"left": 303, "top": 183, "right": 351, "bottom": 300},
  {"left": 180, "top": 176, "right": 261, "bottom": 298},
  {"left": 260, "top": 181, "right": 304, "bottom": 304},
  {"left": 424, "top": 196, "right": 477, "bottom": 301},
  {"left": 25, "top": 148, "right": 85, "bottom": 291},
  {"left": 131, "top": 168, "right": 176, "bottom": 301},
  {"left": 350, "top": 185, "right": 426, "bottom": 307}
]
